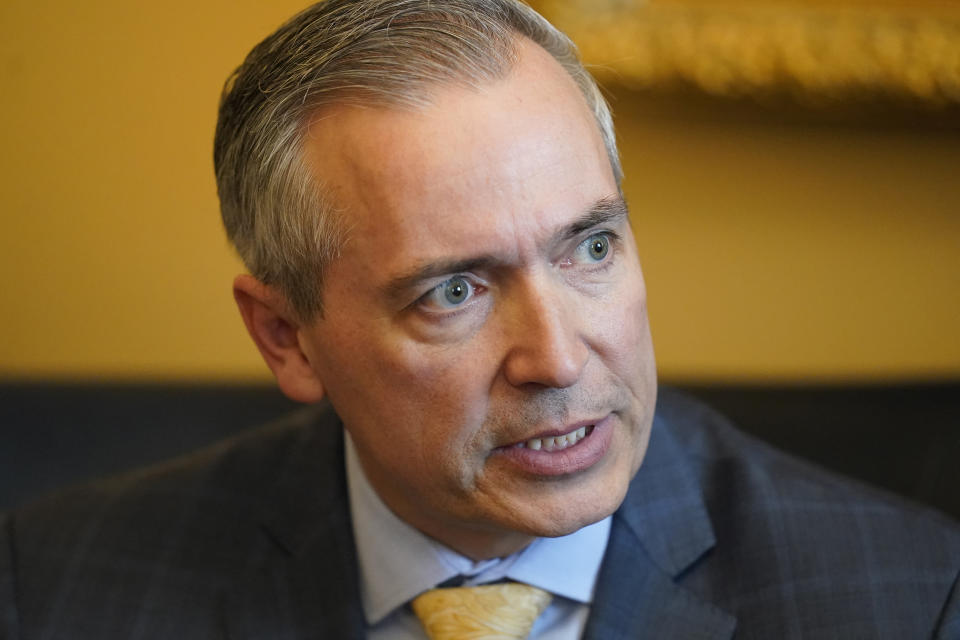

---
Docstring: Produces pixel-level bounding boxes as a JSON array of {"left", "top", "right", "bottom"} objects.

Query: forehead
[{"left": 304, "top": 39, "right": 617, "bottom": 274}]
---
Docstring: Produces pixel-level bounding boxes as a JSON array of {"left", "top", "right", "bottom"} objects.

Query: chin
[
  {"left": 513, "top": 484, "right": 628, "bottom": 539},
  {"left": 529, "top": 508, "right": 615, "bottom": 539}
]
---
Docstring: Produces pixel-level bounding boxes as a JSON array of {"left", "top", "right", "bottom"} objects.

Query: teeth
[{"left": 522, "top": 425, "right": 593, "bottom": 452}]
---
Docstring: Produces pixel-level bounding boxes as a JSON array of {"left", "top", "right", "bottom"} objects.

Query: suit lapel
[
  {"left": 222, "top": 399, "right": 737, "bottom": 639},
  {"left": 223, "top": 407, "right": 366, "bottom": 640},
  {"left": 584, "top": 411, "right": 737, "bottom": 639}
]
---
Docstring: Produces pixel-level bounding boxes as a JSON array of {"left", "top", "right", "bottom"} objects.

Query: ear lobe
[{"left": 232, "top": 274, "right": 326, "bottom": 403}]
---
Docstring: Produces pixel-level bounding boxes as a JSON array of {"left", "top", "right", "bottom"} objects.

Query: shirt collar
[{"left": 345, "top": 431, "right": 611, "bottom": 625}]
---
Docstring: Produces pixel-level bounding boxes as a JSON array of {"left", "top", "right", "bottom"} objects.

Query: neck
[
  {"left": 372, "top": 484, "right": 537, "bottom": 561},
  {"left": 416, "top": 520, "right": 535, "bottom": 562},
  {"left": 358, "top": 465, "right": 536, "bottom": 562}
]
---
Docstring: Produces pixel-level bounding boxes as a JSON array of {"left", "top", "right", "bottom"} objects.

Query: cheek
[
  {"left": 384, "top": 338, "right": 482, "bottom": 397},
  {"left": 593, "top": 267, "right": 652, "bottom": 359},
  {"left": 358, "top": 336, "right": 495, "bottom": 449}
]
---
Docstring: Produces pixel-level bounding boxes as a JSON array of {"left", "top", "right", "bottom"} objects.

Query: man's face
[{"left": 298, "top": 40, "right": 656, "bottom": 559}]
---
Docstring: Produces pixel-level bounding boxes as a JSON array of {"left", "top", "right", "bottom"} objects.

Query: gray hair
[{"left": 214, "top": 0, "right": 622, "bottom": 320}]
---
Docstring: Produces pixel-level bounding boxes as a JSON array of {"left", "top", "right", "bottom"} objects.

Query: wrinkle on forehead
[{"left": 302, "top": 38, "right": 615, "bottom": 277}]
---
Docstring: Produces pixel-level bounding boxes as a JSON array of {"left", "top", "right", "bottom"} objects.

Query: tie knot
[{"left": 412, "top": 582, "right": 552, "bottom": 640}]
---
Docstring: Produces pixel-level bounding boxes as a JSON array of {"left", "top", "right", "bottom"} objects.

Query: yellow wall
[
  {"left": 0, "top": 1, "right": 307, "bottom": 381},
  {"left": 618, "top": 95, "right": 960, "bottom": 382},
  {"left": 1, "top": 1, "right": 958, "bottom": 383}
]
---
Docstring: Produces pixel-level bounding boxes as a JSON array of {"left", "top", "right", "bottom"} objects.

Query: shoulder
[
  {"left": 652, "top": 387, "right": 960, "bottom": 637},
  {"left": 10, "top": 403, "right": 334, "bottom": 536},
  {"left": 656, "top": 386, "right": 960, "bottom": 536},
  {"left": 1, "top": 404, "right": 343, "bottom": 638}
]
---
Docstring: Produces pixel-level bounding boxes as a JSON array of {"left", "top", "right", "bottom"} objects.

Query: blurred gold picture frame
[{"left": 530, "top": 0, "right": 960, "bottom": 107}]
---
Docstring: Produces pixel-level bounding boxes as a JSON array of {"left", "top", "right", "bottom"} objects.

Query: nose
[{"left": 501, "top": 276, "right": 589, "bottom": 389}]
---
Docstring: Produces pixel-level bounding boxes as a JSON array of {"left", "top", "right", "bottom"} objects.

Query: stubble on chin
[{"left": 482, "top": 379, "right": 637, "bottom": 447}]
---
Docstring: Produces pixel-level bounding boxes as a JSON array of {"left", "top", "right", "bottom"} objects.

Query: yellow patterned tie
[{"left": 412, "top": 582, "right": 552, "bottom": 640}]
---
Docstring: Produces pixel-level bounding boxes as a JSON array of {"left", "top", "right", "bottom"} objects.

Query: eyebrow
[
  {"left": 382, "top": 195, "right": 629, "bottom": 302},
  {"left": 560, "top": 195, "right": 629, "bottom": 241}
]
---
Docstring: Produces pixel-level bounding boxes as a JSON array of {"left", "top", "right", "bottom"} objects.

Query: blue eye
[
  {"left": 443, "top": 276, "right": 470, "bottom": 305},
  {"left": 579, "top": 233, "right": 610, "bottom": 262},
  {"left": 422, "top": 275, "right": 475, "bottom": 310}
]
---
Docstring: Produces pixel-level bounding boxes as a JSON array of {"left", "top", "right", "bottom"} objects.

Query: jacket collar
[
  {"left": 223, "top": 405, "right": 366, "bottom": 640},
  {"left": 584, "top": 406, "right": 737, "bottom": 639},
  {"left": 222, "top": 398, "right": 736, "bottom": 639}
]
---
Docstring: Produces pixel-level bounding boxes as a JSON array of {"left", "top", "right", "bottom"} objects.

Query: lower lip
[{"left": 492, "top": 414, "right": 615, "bottom": 477}]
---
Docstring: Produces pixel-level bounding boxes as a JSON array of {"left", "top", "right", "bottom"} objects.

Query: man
[{"left": 2, "top": 1, "right": 958, "bottom": 638}]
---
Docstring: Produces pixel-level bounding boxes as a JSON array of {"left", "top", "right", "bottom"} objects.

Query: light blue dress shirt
[{"left": 345, "top": 432, "right": 611, "bottom": 639}]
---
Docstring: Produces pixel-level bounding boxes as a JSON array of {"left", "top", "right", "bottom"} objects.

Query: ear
[{"left": 233, "top": 274, "right": 326, "bottom": 403}]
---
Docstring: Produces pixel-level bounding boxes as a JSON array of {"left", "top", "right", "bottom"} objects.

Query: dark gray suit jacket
[{"left": 2, "top": 389, "right": 959, "bottom": 639}]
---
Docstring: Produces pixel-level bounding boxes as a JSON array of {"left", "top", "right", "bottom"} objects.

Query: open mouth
[
  {"left": 495, "top": 415, "right": 613, "bottom": 476},
  {"left": 513, "top": 425, "right": 595, "bottom": 452}
]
